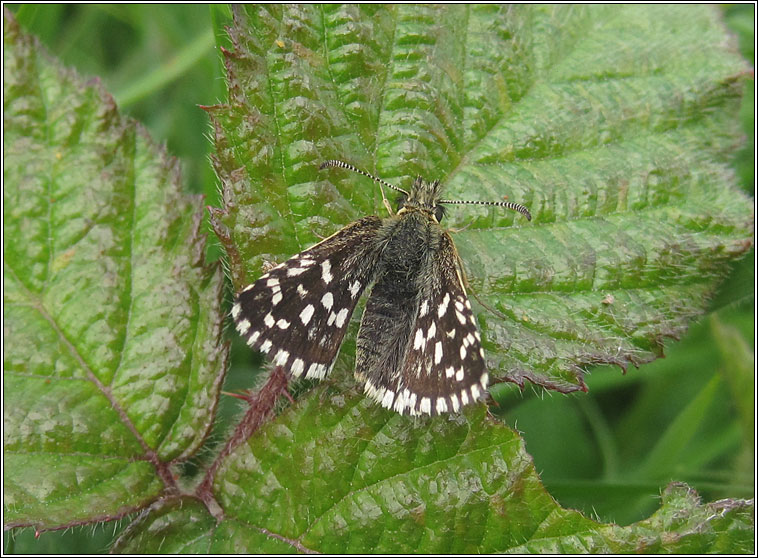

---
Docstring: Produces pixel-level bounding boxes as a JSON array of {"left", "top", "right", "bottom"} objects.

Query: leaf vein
[{"left": 300, "top": 436, "right": 520, "bottom": 542}]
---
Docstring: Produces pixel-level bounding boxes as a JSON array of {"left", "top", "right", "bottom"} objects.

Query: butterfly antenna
[
  {"left": 320, "top": 160, "right": 409, "bottom": 196},
  {"left": 438, "top": 198, "right": 532, "bottom": 221}
]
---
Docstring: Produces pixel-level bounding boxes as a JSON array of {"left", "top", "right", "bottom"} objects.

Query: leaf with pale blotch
[
  {"left": 209, "top": 4, "right": 753, "bottom": 394},
  {"left": 113, "top": 392, "right": 754, "bottom": 553},
  {"left": 3, "top": 10, "right": 227, "bottom": 531}
]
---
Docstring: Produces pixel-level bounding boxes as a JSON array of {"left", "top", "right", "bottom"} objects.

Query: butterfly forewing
[
  {"left": 232, "top": 216, "right": 383, "bottom": 380},
  {"left": 356, "top": 225, "right": 488, "bottom": 416}
]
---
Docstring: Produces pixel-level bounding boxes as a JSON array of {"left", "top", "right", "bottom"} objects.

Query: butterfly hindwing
[
  {"left": 356, "top": 225, "right": 488, "bottom": 416},
  {"left": 232, "top": 216, "right": 383, "bottom": 380}
]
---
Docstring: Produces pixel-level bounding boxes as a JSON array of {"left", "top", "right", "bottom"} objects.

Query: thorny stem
[
  {"left": 195, "top": 366, "right": 290, "bottom": 518},
  {"left": 207, "top": 205, "right": 246, "bottom": 286}
]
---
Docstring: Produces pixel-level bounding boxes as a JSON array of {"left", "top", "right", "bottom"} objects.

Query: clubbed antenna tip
[{"left": 439, "top": 198, "right": 532, "bottom": 221}]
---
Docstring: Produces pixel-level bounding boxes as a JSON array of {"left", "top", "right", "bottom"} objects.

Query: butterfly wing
[
  {"left": 232, "top": 216, "right": 383, "bottom": 379},
  {"left": 355, "top": 228, "right": 489, "bottom": 416}
]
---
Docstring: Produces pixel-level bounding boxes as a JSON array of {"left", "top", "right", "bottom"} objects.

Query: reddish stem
[{"left": 195, "top": 367, "right": 290, "bottom": 517}]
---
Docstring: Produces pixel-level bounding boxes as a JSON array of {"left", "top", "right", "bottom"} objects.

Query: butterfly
[{"left": 231, "top": 160, "right": 531, "bottom": 416}]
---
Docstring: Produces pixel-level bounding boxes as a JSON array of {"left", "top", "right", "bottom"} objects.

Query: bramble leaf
[
  {"left": 114, "top": 393, "right": 754, "bottom": 553},
  {"left": 210, "top": 4, "right": 753, "bottom": 393},
  {"left": 3, "top": 9, "right": 227, "bottom": 531}
]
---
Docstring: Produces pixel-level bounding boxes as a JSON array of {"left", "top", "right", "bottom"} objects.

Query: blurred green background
[{"left": 4, "top": 4, "right": 754, "bottom": 554}]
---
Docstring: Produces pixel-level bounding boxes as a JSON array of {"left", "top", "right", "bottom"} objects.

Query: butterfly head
[
  {"left": 319, "top": 159, "right": 532, "bottom": 222},
  {"left": 397, "top": 176, "right": 447, "bottom": 222}
]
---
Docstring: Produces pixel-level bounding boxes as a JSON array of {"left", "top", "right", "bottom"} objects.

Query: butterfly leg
[
  {"left": 378, "top": 183, "right": 395, "bottom": 216},
  {"left": 447, "top": 217, "right": 476, "bottom": 234}
]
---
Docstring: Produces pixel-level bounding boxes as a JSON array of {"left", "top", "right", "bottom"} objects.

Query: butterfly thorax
[{"left": 376, "top": 207, "right": 443, "bottom": 296}]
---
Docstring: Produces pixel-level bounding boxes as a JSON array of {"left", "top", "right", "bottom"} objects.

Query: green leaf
[
  {"left": 209, "top": 4, "right": 753, "bottom": 395},
  {"left": 114, "top": 393, "right": 754, "bottom": 553},
  {"left": 711, "top": 314, "right": 754, "bottom": 450},
  {"left": 3, "top": 9, "right": 227, "bottom": 531},
  {"left": 113, "top": 28, "right": 216, "bottom": 108},
  {"left": 636, "top": 374, "right": 721, "bottom": 479}
]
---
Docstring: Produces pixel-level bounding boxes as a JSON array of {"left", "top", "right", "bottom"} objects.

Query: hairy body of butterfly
[{"left": 232, "top": 161, "right": 531, "bottom": 416}]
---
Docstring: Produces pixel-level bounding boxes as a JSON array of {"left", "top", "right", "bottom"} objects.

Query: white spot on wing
[
  {"left": 450, "top": 394, "right": 460, "bottom": 412},
  {"left": 300, "top": 304, "right": 315, "bottom": 325},
  {"left": 435, "top": 342, "right": 443, "bottom": 365},
  {"left": 236, "top": 319, "right": 251, "bottom": 335},
  {"left": 413, "top": 328, "right": 424, "bottom": 350},
  {"left": 321, "top": 260, "right": 332, "bottom": 284},
  {"left": 381, "top": 389, "right": 395, "bottom": 409},
  {"left": 306, "top": 363, "right": 327, "bottom": 379},
  {"left": 273, "top": 349, "right": 289, "bottom": 366},
  {"left": 436, "top": 398, "right": 448, "bottom": 414},
  {"left": 264, "top": 313, "right": 275, "bottom": 328},
  {"left": 438, "top": 293, "right": 450, "bottom": 318},
  {"left": 276, "top": 318, "right": 290, "bottom": 329},
  {"left": 321, "top": 292, "right": 334, "bottom": 310},
  {"left": 427, "top": 322, "right": 436, "bottom": 340},
  {"left": 420, "top": 397, "right": 431, "bottom": 414},
  {"left": 364, "top": 379, "right": 380, "bottom": 400},
  {"left": 470, "top": 384, "right": 481, "bottom": 400},
  {"left": 334, "top": 308, "right": 349, "bottom": 328},
  {"left": 419, "top": 300, "right": 428, "bottom": 317},
  {"left": 480, "top": 372, "right": 489, "bottom": 389},
  {"left": 231, "top": 303, "right": 241, "bottom": 319},
  {"left": 291, "top": 358, "right": 305, "bottom": 376},
  {"left": 349, "top": 280, "right": 361, "bottom": 298},
  {"left": 393, "top": 390, "right": 407, "bottom": 414}
]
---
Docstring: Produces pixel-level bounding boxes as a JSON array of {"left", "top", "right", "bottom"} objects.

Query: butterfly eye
[{"left": 434, "top": 204, "right": 446, "bottom": 222}]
